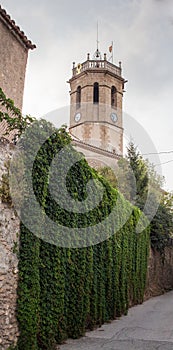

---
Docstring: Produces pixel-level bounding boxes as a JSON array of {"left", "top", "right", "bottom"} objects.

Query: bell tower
[{"left": 68, "top": 48, "right": 127, "bottom": 168}]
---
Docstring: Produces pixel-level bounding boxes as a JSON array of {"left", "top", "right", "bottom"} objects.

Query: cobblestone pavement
[{"left": 59, "top": 291, "right": 173, "bottom": 350}]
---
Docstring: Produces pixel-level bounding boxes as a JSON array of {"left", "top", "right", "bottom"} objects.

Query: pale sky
[{"left": 1, "top": 0, "right": 173, "bottom": 191}]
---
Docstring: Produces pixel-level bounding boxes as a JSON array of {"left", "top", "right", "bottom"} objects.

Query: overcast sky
[{"left": 1, "top": 0, "right": 173, "bottom": 191}]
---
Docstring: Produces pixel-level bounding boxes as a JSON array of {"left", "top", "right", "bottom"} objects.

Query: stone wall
[
  {"left": 145, "top": 247, "right": 173, "bottom": 300},
  {"left": 0, "top": 141, "right": 19, "bottom": 350},
  {"left": 0, "top": 18, "right": 28, "bottom": 111}
]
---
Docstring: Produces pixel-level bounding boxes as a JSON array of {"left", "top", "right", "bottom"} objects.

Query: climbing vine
[
  {"left": 14, "top": 119, "right": 150, "bottom": 350},
  {"left": 0, "top": 87, "right": 34, "bottom": 136},
  {"left": 0, "top": 86, "right": 150, "bottom": 348},
  {"left": 0, "top": 82, "right": 151, "bottom": 348}
]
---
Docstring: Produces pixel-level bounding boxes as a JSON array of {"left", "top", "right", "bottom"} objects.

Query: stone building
[
  {"left": 0, "top": 5, "right": 36, "bottom": 109},
  {"left": 0, "top": 6, "right": 35, "bottom": 349},
  {"left": 0, "top": 5, "right": 36, "bottom": 139},
  {"left": 68, "top": 49, "right": 127, "bottom": 169}
]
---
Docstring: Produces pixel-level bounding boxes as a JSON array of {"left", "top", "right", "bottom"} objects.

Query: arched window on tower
[
  {"left": 93, "top": 82, "right": 99, "bottom": 104},
  {"left": 111, "top": 86, "right": 117, "bottom": 108},
  {"left": 76, "top": 86, "right": 81, "bottom": 109}
]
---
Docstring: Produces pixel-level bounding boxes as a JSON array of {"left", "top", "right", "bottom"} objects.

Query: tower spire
[{"left": 93, "top": 21, "right": 101, "bottom": 59}]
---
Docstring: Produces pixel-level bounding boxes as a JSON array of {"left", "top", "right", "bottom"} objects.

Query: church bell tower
[{"left": 68, "top": 47, "right": 127, "bottom": 168}]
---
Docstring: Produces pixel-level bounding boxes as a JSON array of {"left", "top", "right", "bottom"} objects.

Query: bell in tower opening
[{"left": 68, "top": 49, "right": 127, "bottom": 170}]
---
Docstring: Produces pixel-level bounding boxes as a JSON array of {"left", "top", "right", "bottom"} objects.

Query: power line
[
  {"left": 154, "top": 159, "right": 173, "bottom": 166},
  {"left": 143, "top": 150, "right": 173, "bottom": 156}
]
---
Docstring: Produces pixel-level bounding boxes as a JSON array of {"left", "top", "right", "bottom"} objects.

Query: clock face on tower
[
  {"left": 110, "top": 112, "right": 118, "bottom": 123},
  {"left": 74, "top": 112, "right": 81, "bottom": 122}
]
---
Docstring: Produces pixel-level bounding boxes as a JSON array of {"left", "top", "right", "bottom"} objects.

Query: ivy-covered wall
[{"left": 15, "top": 122, "right": 150, "bottom": 350}]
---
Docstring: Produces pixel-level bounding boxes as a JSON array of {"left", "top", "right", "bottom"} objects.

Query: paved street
[{"left": 59, "top": 291, "right": 173, "bottom": 350}]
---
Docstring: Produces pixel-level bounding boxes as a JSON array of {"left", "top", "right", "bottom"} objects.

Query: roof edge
[{"left": 0, "top": 5, "right": 36, "bottom": 50}]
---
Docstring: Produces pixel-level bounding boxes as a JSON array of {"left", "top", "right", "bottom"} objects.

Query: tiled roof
[{"left": 0, "top": 5, "right": 36, "bottom": 50}]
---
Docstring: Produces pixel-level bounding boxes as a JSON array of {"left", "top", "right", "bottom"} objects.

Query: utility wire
[
  {"left": 143, "top": 150, "right": 173, "bottom": 155},
  {"left": 154, "top": 159, "right": 173, "bottom": 166},
  {"left": 143, "top": 150, "right": 173, "bottom": 165}
]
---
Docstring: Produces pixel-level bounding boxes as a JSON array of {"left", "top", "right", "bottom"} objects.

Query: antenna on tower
[
  {"left": 97, "top": 21, "right": 99, "bottom": 53},
  {"left": 93, "top": 21, "right": 102, "bottom": 60}
]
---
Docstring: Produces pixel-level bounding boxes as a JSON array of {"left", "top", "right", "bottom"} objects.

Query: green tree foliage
[
  {"left": 99, "top": 142, "right": 173, "bottom": 253},
  {"left": 0, "top": 87, "right": 34, "bottom": 136},
  {"left": 125, "top": 142, "right": 149, "bottom": 209},
  {"left": 98, "top": 143, "right": 149, "bottom": 209},
  {"left": 150, "top": 192, "right": 173, "bottom": 252},
  {"left": 97, "top": 166, "right": 118, "bottom": 189},
  {"left": 117, "top": 141, "right": 173, "bottom": 252}
]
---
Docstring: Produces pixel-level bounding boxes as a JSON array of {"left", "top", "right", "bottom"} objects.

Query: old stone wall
[
  {"left": 0, "top": 141, "right": 19, "bottom": 350},
  {"left": 145, "top": 247, "right": 173, "bottom": 300},
  {"left": 0, "top": 19, "right": 28, "bottom": 111}
]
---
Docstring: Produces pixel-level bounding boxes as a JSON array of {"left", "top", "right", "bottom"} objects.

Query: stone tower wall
[
  {"left": 69, "top": 71, "right": 124, "bottom": 127},
  {"left": 69, "top": 60, "right": 125, "bottom": 163}
]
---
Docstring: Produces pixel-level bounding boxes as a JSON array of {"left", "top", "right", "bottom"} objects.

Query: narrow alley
[{"left": 59, "top": 291, "right": 173, "bottom": 350}]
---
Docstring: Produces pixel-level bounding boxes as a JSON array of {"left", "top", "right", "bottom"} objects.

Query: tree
[
  {"left": 97, "top": 166, "right": 117, "bottom": 189},
  {"left": 98, "top": 141, "right": 173, "bottom": 252},
  {"left": 118, "top": 141, "right": 173, "bottom": 252},
  {"left": 150, "top": 192, "right": 173, "bottom": 251},
  {"left": 126, "top": 142, "right": 149, "bottom": 209},
  {"left": 116, "top": 142, "right": 149, "bottom": 210}
]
